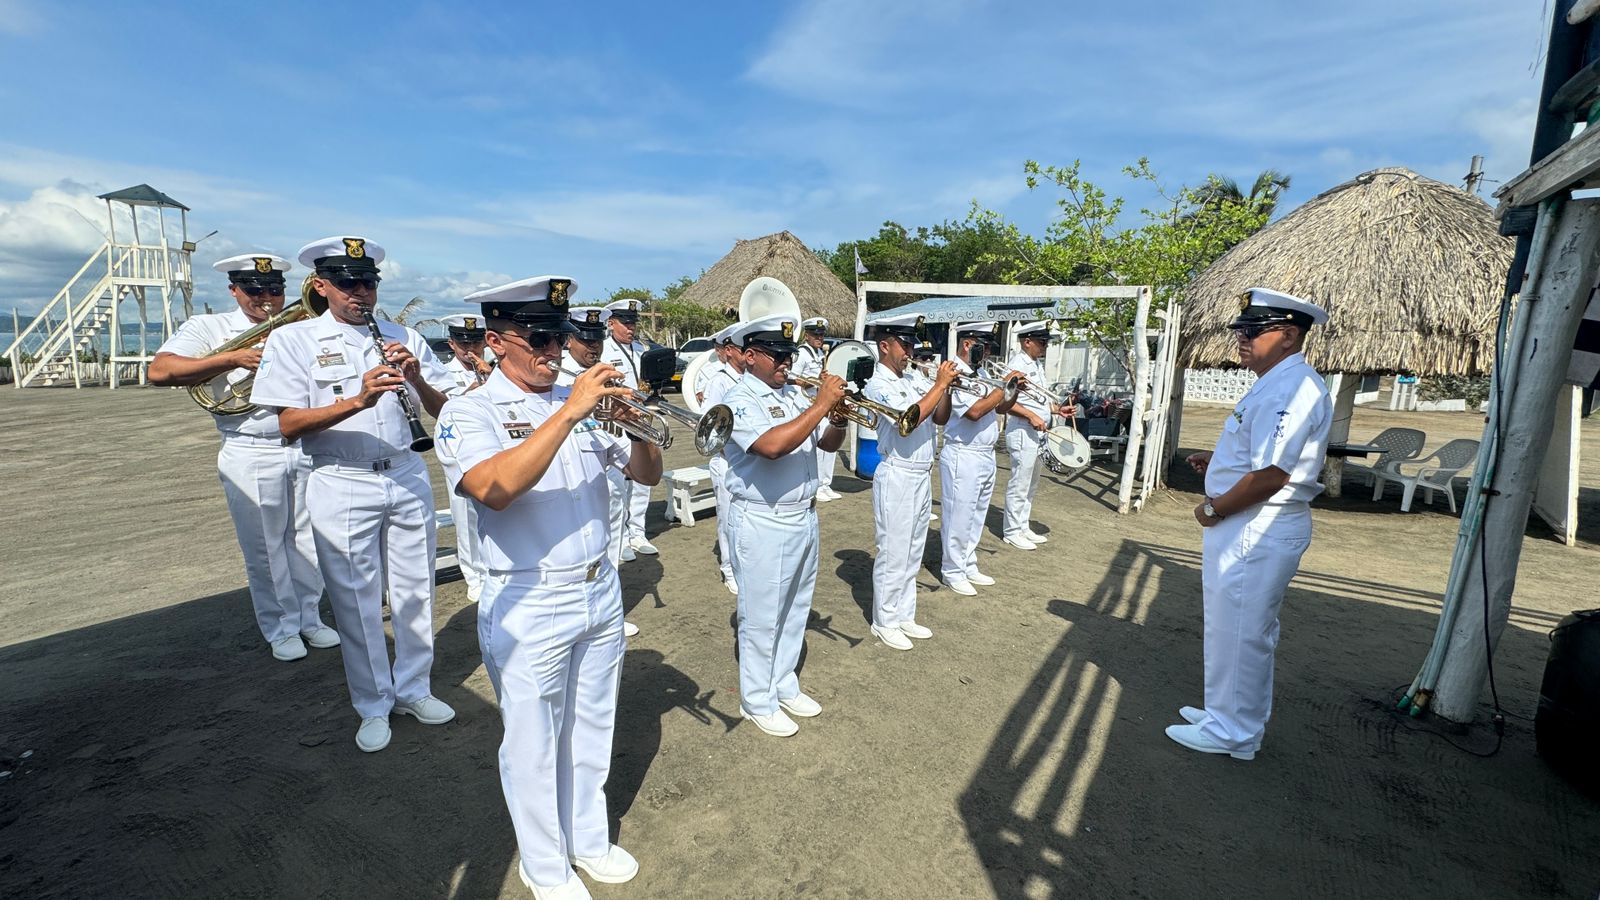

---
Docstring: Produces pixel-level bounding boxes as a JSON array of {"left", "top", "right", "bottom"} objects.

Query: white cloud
[{"left": 0, "top": 0, "right": 45, "bottom": 36}]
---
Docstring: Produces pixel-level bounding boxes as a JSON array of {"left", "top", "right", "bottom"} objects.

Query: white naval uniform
[
  {"left": 793, "top": 343, "right": 837, "bottom": 490},
  {"left": 602, "top": 335, "right": 651, "bottom": 544},
  {"left": 722, "top": 372, "right": 821, "bottom": 716},
  {"left": 1198, "top": 352, "right": 1330, "bottom": 752},
  {"left": 158, "top": 310, "right": 325, "bottom": 645},
  {"left": 862, "top": 364, "right": 936, "bottom": 630},
  {"left": 700, "top": 359, "right": 741, "bottom": 581},
  {"left": 439, "top": 357, "right": 486, "bottom": 600},
  {"left": 1002, "top": 350, "right": 1049, "bottom": 538},
  {"left": 251, "top": 310, "right": 454, "bottom": 719},
  {"left": 434, "top": 370, "right": 630, "bottom": 888},
  {"left": 940, "top": 358, "right": 998, "bottom": 583}
]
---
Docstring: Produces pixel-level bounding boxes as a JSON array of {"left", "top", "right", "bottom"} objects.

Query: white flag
[{"left": 854, "top": 248, "right": 867, "bottom": 275}]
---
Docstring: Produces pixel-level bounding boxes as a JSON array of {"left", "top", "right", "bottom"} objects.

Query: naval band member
[
  {"left": 1001, "top": 322, "right": 1070, "bottom": 550},
  {"left": 1168, "top": 287, "right": 1331, "bottom": 761},
  {"left": 794, "top": 317, "right": 841, "bottom": 502},
  {"left": 602, "top": 298, "right": 657, "bottom": 559},
  {"left": 149, "top": 254, "right": 334, "bottom": 662},
  {"left": 700, "top": 324, "right": 744, "bottom": 594},
  {"left": 939, "top": 323, "right": 1017, "bottom": 596},
  {"left": 437, "top": 313, "right": 492, "bottom": 602},
  {"left": 251, "top": 235, "right": 457, "bottom": 753},
  {"left": 436, "top": 275, "right": 661, "bottom": 897},
  {"left": 721, "top": 314, "right": 848, "bottom": 737}
]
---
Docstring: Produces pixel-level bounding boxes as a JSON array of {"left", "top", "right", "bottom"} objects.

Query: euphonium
[{"left": 186, "top": 276, "right": 328, "bottom": 416}]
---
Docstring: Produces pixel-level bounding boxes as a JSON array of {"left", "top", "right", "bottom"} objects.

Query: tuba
[{"left": 187, "top": 274, "right": 328, "bottom": 416}]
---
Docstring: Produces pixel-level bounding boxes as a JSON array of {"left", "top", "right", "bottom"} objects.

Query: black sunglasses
[
  {"left": 497, "top": 329, "right": 566, "bottom": 350},
  {"left": 1234, "top": 324, "right": 1289, "bottom": 340},
  {"left": 330, "top": 275, "right": 381, "bottom": 292},
  {"left": 751, "top": 345, "right": 794, "bottom": 364},
  {"left": 237, "top": 283, "right": 285, "bottom": 297}
]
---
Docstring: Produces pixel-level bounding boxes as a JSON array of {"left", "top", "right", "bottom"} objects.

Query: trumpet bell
[{"left": 694, "top": 404, "right": 735, "bottom": 456}]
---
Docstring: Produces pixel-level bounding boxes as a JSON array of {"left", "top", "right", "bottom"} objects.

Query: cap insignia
[
  {"left": 549, "top": 279, "right": 571, "bottom": 307},
  {"left": 1237, "top": 291, "right": 1253, "bottom": 313},
  {"left": 464, "top": 317, "right": 478, "bottom": 330},
  {"left": 253, "top": 257, "right": 273, "bottom": 274},
  {"left": 586, "top": 310, "right": 600, "bottom": 324},
  {"left": 343, "top": 238, "right": 366, "bottom": 259},
  {"left": 781, "top": 321, "right": 795, "bottom": 340}
]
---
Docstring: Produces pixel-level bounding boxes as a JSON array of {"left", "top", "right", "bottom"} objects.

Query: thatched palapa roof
[
  {"left": 677, "top": 231, "right": 857, "bottom": 335},
  {"left": 1181, "top": 167, "right": 1513, "bottom": 376}
]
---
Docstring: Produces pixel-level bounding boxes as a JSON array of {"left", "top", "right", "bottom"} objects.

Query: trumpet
[
  {"left": 788, "top": 373, "right": 922, "bottom": 437},
  {"left": 550, "top": 362, "right": 676, "bottom": 448},
  {"left": 983, "top": 359, "right": 1068, "bottom": 408},
  {"left": 644, "top": 393, "right": 734, "bottom": 457},
  {"left": 906, "top": 359, "right": 1022, "bottom": 404}
]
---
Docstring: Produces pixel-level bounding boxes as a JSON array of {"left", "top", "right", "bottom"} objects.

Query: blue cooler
[{"left": 855, "top": 434, "right": 882, "bottom": 479}]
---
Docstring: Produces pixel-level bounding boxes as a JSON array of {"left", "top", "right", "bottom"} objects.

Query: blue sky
[{"left": 0, "top": 0, "right": 1548, "bottom": 319}]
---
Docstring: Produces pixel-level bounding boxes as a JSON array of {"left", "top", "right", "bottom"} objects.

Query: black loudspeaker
[{"left": 1535, "top": 609, "right": 1600, "bottom": 795}]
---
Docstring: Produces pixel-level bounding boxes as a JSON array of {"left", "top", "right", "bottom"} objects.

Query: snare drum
[{"left": 1044, "top": 424, "right": 1091, "bottom": 472}]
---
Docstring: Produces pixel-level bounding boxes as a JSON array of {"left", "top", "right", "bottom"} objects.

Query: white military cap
[
  {"left": 605, "top": 298, "right": 644, "bottom": 321},
  {"left": 712, "top": 323, "right": 738, "bottom": 344},
  {"left": 802, "top": 316, "right": 828, "bottom": 333},
  {"left": 568, "top": 305, "right": 610, "bottom": 338},
  {"left": 466, "top": 276, "right": 580, "bottom": 331},
  {"left": 297, "top": 235, "right": 385, "bottom": 272},
  {"left": 731, "top": 313, "right": 799, "bottom": 350},
  {"left": 1232, "top": 287, "right": 1329, "bottom": 328},
  {"left": 955, "top": 322, "right": 995, "bottom": 335},
  {"left": 213, "top": 253, "right": 291, "bottom": 280},
  {"left": 1014, "top": 321, "right": 1054, "bottom": 339},
  {"left": 441, "top": 313, "right": 486, "bottom": 339}
]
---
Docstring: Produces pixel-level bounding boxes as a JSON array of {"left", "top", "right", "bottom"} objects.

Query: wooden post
[{"left": 1430, "top": 198, "right": 1600, "bottom": 722}]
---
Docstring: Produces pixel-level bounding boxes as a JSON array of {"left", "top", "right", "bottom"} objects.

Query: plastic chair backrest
[
  {"left": 1430, "top": 438, "right": 1481, "bottom": 472},
  {"left": 1369, "top": 427, "right": 1426, "bottom": 465}
]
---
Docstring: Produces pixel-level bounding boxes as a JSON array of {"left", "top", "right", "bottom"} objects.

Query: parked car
[{"left": 668, "top": 337, "right": 716, "bottom": 393}]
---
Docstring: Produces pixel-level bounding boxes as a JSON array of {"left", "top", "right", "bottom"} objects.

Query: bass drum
[
  {"left": 681, "top": 348, "right": 717, "bottom": 414},
  {"left": 1044, "top": 424, "right": 1091, "bottom": 473},
  {"left": 822, "top": 339, "right": 876, "bottom": 383}
]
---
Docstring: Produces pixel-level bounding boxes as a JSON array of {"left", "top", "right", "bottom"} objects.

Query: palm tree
[{"left": 1195, "top": 169, "right": 1293, "bottom": 218}]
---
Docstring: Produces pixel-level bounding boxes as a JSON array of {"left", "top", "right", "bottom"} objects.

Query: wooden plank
[
  {"left": 1549, "top": 55, "right": 1600, "bottom": 116},
  {"left": 1492, "top": 120, "right": 1600, "bottom": 213},
  {"left": 861, "top": 281, "right": 1144, "bottom": 299}
]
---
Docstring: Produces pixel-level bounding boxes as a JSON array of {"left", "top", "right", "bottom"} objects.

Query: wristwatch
[{"left": 1203, "top": 499, "right": 1222, "bottom": 519}]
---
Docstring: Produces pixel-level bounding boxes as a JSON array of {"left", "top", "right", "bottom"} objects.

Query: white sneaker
[
  {"left": 1025, "top": 529, "right": 1049, "bottom": 543},
  {"left": 631, "top": 538, "right": 659, "bottom": 555},
  {"left": 519, "top": 865, "right": 593, "bottom": 900},
  {"left": 930, "top": 512, "right": 940, "bottom": 522},
  {"left": 967, "top": 570, "right": 996, "bottom": 586},
  {"left": 270, "top": 634, "right": 307, "bottom": 661},
  {"left": 571, "top": 844, "right": 639, "bottom": 884},
  {"left": 1179, "top": 705, "right": 1206, "bottom": 725},
  {"left": 872, "top": 624, "right": 914, "bottom": 651},
  {"left": 620, "top": 545, "right": 637, "bottom": 562},
  {"left": 356, "top": 716, "right": 391, "bottom": 753},
  {"left": 395, "top": 695, "right": 456, "bottom": 725},
  {"left": 900, "top": 621, "right": 933, "bottom": 640},
  {"left": 722, "top": 572, "right": 738, "bottom": 595},
  {"left": 778, "top": 691, "right": 822, "bottom": 718},
  {"left": 1164, "top": 723, "right": 1255, "bottom": 760},
  {"left": 623, "top": 620, "right": 640, "bottom": 637},
  {"left": 816, "top": 488, "right": 837, "bottom": 503},
  {"left": 1003, "top": 534, "right": 1037, "bottom": 551},
  {"left": 945, "top": 577, "right": 978, "bottom": 596},
  {"left": 301, "top": 624, "right": 340, "bottom": 649},
  {"left": 741, "top": 707, "right": 799, "bottom": 737}
]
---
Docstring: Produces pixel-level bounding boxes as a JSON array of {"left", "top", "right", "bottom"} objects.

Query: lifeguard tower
[{"left": 4, "top": 185, "right": 195, "bottom": 388}]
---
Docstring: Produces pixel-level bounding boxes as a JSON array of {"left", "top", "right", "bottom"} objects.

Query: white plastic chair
[
  {"left": 1345, "top": 427, "right": 1426, "bottom": 488},
  {"left": 1370, "top": 438, "right": 1480, "bottom": 513}
]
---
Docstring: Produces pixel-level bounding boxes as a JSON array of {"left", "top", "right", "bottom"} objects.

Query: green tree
[{"left": 1193, "top": 169, "right": 1292, "bottom": 219}]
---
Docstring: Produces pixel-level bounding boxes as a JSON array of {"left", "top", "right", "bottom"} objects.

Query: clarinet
[{"left": 359, "top": 306, "right": 435, "bottom": 452}]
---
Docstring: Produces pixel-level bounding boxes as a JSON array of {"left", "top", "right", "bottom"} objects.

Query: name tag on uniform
[
  {"left": 316, "top": 351, "right": 347, "bottom": 368},
  {"left": 768, "top": 405, "right": 786, "bottom": 418},
  {"left": 503, "top": 420, "right": 534, "bottom": 439}
]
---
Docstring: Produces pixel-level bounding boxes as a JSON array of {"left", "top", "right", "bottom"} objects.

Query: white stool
[{"left": 662, "top": 465, "right": 716, "bottom": 526}]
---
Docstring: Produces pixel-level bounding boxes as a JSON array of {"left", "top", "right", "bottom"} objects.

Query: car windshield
[{"left": 680, "top": 338, "right": 713, "bottom": 353}]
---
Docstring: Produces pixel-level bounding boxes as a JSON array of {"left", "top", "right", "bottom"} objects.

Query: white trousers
[
  {"left": 872, "top": 462, "right": 931, "bottom": 629},
  {"left": 1198, "top": 504, "right": 1312, "bottom": 751},
  {"left": 709, "top": 456, "right": 733, "bottom": 578},
  {"left": 1003, "top": 426, "right": 1044, "bottom": 538},
  {"left": 730, "top": 500, "right": 817, "bottom": 716},
  {"left": 625, "top": 476, "right": 650, "bottom": 542},
  {"left": 307, "top": 455, "right": 437, "bottom": 718},
  {"left": 217, "top": 438, "right": 324, "bottom": 643},
  {"left": 817, "top": 447, "right": 837, "bottom": 490},
  {"left": 605, "top": 468, "right": 628, "bottom": 566},
  {"left": 479, "top": 564, "right": 624, "bottom": 888},
  {"left": 449, "top": 487, "right": 485, "bottom": 601},
  {"left": 939, "top": 444, "right": 996, "bottom": 582}
]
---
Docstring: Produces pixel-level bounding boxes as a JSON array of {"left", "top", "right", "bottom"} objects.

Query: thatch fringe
[
  {"left": 1180, "top": 167, "right": 1512, "bottom": 376},
  {"left": 676, "top": 231, "right": 858, "bottom": 335}
]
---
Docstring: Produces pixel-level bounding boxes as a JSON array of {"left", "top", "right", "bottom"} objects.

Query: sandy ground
[{"left": 2, "top": 387, "right": 1599, "bottom": 900}]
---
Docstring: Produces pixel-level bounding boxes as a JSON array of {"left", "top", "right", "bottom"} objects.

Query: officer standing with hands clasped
[
  {"left": 149, "top": 253, "right": 334, "bottom": 663},
  {"left": 1168, "top": 287, "right": 1331, "bottom": 761},
  {"left": 251, "top": 235, "right": 458, "bottom": 753},
  {"left": 435, "top": 275, "right": 661, "bottom": 899},
  {"left": 862, "top": 315, "right": 954, "bottom": 651},
  {"left": 721, "top": 312, "right": 848, "bottom": 737}
]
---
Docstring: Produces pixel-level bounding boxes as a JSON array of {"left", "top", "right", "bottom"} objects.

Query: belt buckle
[
  {"left": 372, "top": 459, "right": 392, "bottom": 472},
  {"left": 585, "top": 559, "right": 601, "bottom": 581}
]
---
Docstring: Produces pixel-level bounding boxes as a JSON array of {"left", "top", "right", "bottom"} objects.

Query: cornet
[{"left": 550, "top": 362, "right": 676, "bottom": 449}]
